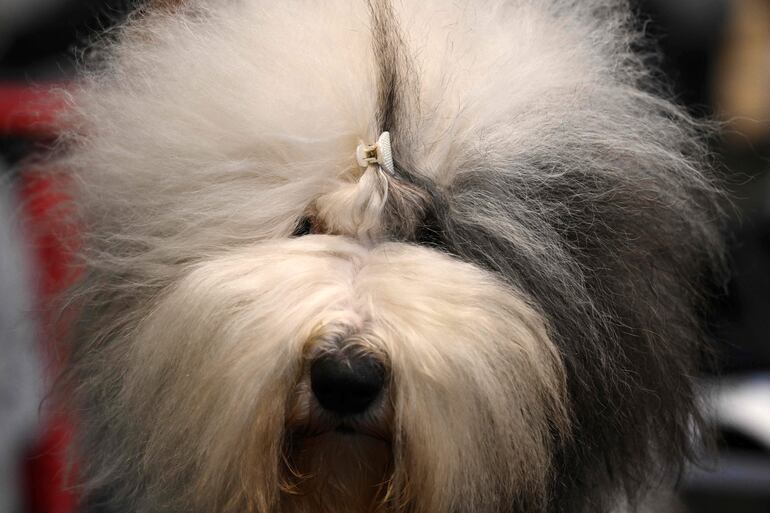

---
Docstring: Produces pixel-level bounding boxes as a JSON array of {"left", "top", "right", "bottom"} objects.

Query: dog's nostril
[{"left": 310, "top": 352, "right": 385, "bottom": 415}]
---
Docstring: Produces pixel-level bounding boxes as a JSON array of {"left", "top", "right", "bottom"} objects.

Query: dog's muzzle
[{"left": 310, "top": 351, "right": 386, "bottom": 415}]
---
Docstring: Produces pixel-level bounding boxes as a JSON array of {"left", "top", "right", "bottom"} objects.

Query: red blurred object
[
  {"left": 3, "top": 83, "right": 78, "bottom": 513},
  {"left": 0, "top": 83, "right": 64, "bottom": 137},
  {"left": 22, "top": 420, "right": 77, "bottom": 513},
  {"left": 21, "top": 172, "right": 78, "bottom": 512}
]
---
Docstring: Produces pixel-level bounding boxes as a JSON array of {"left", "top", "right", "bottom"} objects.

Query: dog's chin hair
[
  {"left": 80, "top": 238, "right": 566, "bottom": 513},
  {"left": 279, "top": 432, "right": 392, "bottom": 513}
]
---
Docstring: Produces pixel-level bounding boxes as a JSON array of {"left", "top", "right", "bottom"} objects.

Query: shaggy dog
[{"left": 53, "top": 1, "right": 724, "bottom": 512}]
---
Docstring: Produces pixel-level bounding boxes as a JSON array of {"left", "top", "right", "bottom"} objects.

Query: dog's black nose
[{"left": 310, "top": 352, "right": 385, "bottom": 415}]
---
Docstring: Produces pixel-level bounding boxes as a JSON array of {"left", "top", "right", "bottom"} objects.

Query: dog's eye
[{"left": 292, "top": 216, "right": 316, "bottom": 237}]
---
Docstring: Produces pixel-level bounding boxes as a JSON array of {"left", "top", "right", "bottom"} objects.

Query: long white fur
[
  {"left": 116, "top": 238, "right": 565, "bottom": 512},
  {"left": 62, "top": 0, "right": 691, "bottom": 273}
]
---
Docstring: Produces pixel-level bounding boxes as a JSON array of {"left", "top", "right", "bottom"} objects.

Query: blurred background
[{"left": 0, "top": 1, "right": 768, "bottom": 512}]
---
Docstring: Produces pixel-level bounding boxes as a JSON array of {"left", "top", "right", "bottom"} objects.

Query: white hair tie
[{"left": 356, "top": 132, "right": 395, "bottom": 176}]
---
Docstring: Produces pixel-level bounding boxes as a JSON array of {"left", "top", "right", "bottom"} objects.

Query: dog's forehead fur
[{"left": 57, "top": 1, "right": 725, "bottom": 513}]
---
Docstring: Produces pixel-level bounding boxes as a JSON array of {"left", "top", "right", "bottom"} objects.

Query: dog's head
[{"left": 57, "top": 1, "right": 724, "bottom": 512}]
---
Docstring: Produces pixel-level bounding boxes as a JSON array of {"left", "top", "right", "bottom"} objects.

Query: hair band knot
[{"left": 356, "top": 132, "right": 394, "bottom": 176}]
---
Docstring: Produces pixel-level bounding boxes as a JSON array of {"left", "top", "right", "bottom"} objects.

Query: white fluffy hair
[{"left": 52, "top": 1, "right": 724, "bottom": 513}]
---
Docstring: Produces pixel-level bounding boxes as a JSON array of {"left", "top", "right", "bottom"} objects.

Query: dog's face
[
  {"left": 128, "top": 237, "right": 565, "bottom": 513},
  {"left": 59, "top": 1, "right": 723, "bottom": 513}
]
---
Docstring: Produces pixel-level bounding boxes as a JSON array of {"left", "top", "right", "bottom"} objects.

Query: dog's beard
[
  {"left": 281, "top": 334, "right": 395, "bottom": 513},
  {"left": 118, "top": 236, "right": 567, "bottom": 513},
  {"left": 280, "top": 424, "right": 392, "bottom": 513}
]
